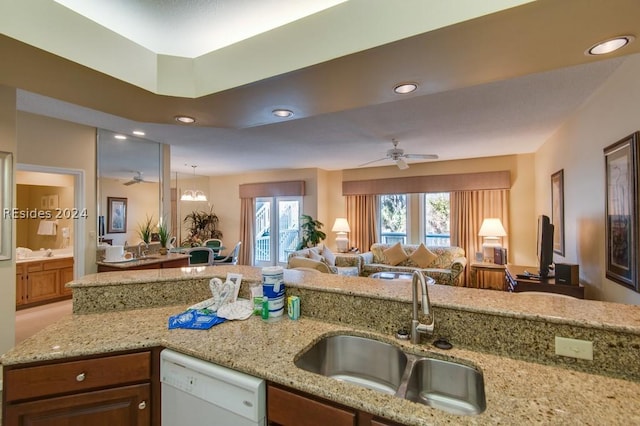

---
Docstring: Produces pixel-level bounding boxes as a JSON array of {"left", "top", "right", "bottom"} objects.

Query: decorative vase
[{"left": 159, "top": 247, "right": 168, "bottom": 255}]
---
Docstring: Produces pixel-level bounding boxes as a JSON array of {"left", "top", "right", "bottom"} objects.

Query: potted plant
[
  {"left": 181, "top": 206, "right": 223, "bottom": 247},
  {"left": 137, "top": 214, "right": 154, "bottom": 244},
  {"left": 157, "top": 220, "right": 170, "bottom": 255},
  {"left": 296, "top": 214, "right": 326, "bottom": 249}
]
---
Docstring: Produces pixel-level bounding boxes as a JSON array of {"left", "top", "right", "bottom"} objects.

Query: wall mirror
[
  {"left": 97, "top": 129, "right": 163, "bottom": 247},
  {"left": 0, "top": 151, "right": 12, "bottom": 260}
]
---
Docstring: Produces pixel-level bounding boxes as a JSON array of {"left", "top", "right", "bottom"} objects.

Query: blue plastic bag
[{"left": 168, "top": 309, "right": 226, "bottom": 330}]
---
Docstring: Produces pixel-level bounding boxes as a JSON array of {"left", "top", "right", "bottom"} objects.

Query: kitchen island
[
  {"left": 3, "top": 265, "right": 640, "bottom": 425},
  {"left": 96, "top": 252, "right": 190, "bottom": 272}
]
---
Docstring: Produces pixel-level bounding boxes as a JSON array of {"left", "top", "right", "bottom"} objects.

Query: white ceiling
[{"left": 6, "top": 0, "right": 640, "bottom": 176}]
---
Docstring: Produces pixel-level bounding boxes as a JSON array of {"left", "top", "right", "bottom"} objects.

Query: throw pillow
[
  {"left": 410, "top": 243, "right": 438, "bottom": 268},
  {"left": 383, "top": 242, "right": 408, "bottom": 266},
  {"left": 309, "top": 250, "right": 323, "bottom": 262},
  {"left": 322, "top": 246, "right": 336, "bottom": 266}
]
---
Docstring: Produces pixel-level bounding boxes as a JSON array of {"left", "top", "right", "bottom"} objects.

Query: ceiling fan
[
  {"left": 123, "top": 171, "right": 149, "bottom": 186},
  {"left": 358, "top": 139, "right": 438, "bottom": 170}
]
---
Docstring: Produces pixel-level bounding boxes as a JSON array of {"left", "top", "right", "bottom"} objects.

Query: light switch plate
[{"left": 555, "top": 336, "right": 593, "bottom": 360}]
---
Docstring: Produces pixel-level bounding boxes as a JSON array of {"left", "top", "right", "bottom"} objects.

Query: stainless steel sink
[
  {"left": 294, "top": 335, "right": 408, "bottom": 394},
  {"left": 404, "top": 358, "right": 486, "bottom": 415},
  {"left": 295, "top": 335, "right": 486, "bottom": 415}
]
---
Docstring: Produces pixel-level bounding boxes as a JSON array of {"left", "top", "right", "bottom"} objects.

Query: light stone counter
[
  {"left": 4, "top": 265, "right": 640, "bottom": 425},
  {"left": 2, "top": 305, "right": 640, "bottom": 425}
]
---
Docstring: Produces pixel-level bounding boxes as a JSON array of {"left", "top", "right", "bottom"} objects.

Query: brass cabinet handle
[{"left": 75, "top": 372, "right": 86, "bottom": 382}]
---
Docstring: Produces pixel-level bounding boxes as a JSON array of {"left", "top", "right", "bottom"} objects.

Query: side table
[{"left": 469, "top": 262, "right": 506, "bottom": 289}]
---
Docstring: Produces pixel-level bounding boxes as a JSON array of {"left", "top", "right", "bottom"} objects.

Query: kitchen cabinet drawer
[
  {"left": 4, "top": 351, "right": 151, "bottom": 402},
  {"left": 268, "top": 383, "right": 356, "bottom": 426},
  {"left": 26, "top": 262, "right": 43, "bottom": 273}
]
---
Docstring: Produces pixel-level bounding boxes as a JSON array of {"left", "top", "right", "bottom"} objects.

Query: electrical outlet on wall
[{"left": 555, "top": 336, "right": 593, "bottom": 360}]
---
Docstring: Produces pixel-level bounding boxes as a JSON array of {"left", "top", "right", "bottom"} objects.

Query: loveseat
[
  {"left": 360, "top": 243, "right": 467, "bottom": 285},
  {"left": 286, "top": 245, "right": 361, "bottom": 276}
]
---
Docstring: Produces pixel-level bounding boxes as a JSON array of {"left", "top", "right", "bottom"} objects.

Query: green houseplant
[
  {"left": 182, "top": 206, "right": 223, "bottom": 247},
  {"left": 157, "top": 220, "right": 171, "bottom": 254},
  {"left": 137, "top": 214, "right": 154, "bottom": 244},
  {"left": 296, "top": 214, "right": 326, "bottom": 249}
]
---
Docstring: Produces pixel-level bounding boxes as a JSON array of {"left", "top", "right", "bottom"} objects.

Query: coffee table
[{"left": 370, "top": 271, "right": 435, "bottom": 284}]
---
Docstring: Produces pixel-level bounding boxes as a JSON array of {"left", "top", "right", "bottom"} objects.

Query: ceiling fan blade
[
  {"left": 123, "top": 180, "right": 137, "bottom": 186},
  {"left": 404, "top": 154, "right": 439, "bottom": 159},
  {"left": 358, "top": 157, "right": 388, "bottom": 167},
  {"left": 396, "top": 158, "right": 409, "bottom": 170}
]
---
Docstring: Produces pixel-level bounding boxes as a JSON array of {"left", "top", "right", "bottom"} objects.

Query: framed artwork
[
  {"left": 604, "top": 132, "right": 639, "bottom": 291},
  {"left": 0, "top": 152, "right": 12, "bottom": 261},
  {"left": 551, "top": 169, "right": 565, "bottom": 255},
  {"left": 48, "top": 194, "right": 59, "bottom": 209},
  {"left": 107, "top": 197, "right": 127, "bottom": 234}
]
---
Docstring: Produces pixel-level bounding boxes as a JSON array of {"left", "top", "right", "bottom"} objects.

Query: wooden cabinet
[
  {"left": 267, "top": 383, "right": 402, "bottom": 426},
  {"left": 3, "top": 350, "right": 156, "bottom": 426},
  {"left": 16, "top": 257, "right": 74, "bottom": 308}
]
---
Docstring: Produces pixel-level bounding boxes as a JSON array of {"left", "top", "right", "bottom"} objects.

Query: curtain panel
[
  {"left": 345, "top": 195, "right": 378, "bottom": 253},
  {"left": 451, "top": 189, "right": 509, "bottom": 287},
  {"left": 238, "top": 198, "right": 254, "bottom": 265}
]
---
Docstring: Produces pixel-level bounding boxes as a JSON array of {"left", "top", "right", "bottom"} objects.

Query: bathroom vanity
[{"left": 16, "top": 256, "right": 74, "bottom": 309}]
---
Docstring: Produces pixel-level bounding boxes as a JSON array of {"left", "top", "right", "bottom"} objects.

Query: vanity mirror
[{"left": 97, "top": 130, "right": 163, "bottom": 247}]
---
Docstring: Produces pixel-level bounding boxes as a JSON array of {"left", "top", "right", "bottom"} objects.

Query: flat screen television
[{"left": 537, "top": 214, "right": 555, "bottom": 278}]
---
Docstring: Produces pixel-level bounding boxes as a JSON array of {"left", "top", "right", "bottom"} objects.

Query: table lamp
[
  {"left": 332, "top": 218, "right": 351, "bottom": 253},
  {"left": 478, "top": 218, "right": 506, "bottom": 263}
]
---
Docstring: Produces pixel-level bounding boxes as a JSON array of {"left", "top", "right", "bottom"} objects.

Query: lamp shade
[
  {"left": 332, "top": 218, "right": 351, "bottom": 233},
  {"left": 478, "top": 218, "right": 506, "bottom": 237}
]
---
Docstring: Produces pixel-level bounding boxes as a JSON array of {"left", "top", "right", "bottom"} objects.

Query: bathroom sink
[
  {"left": 404, "top": 358, "right": 486, "bottom": 415},
  {"left": 294, "top": 335, "right": 407, "bottom": 394},
  {"left": 295, "top": 334, "right": 486, "bottom": 416}
]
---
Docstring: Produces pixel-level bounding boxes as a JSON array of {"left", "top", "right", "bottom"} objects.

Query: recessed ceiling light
[
  {"left": 393, "top": 82, "right": 418, "bottom": 94},
  {"left": 132, "top": 130, "right": 146, "bottom": 136},
  {"left": 272, "top": 109, "right": 294, "bottom": 118},
  {"left": 586, "top": 35, "right": 634, "bottom": 56},
  {"left": 175, "top": 115, "right": 196, "bottom": 124},
  {"left": 114, "top": 134, "right": 127, "bottom": 140}
]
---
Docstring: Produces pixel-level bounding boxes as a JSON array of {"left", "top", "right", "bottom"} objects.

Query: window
[
  {"left": 379, "top": 194, "right": 408, "bottom": 244},
  {"left": 254, "top": 197, "right": 301, "bottom": 266},
  {"left": 378, "top": 193, "right": 450, "bottom": 246},
  {"left": 423, "top": 192, "right": 450, "bottom": 246}
]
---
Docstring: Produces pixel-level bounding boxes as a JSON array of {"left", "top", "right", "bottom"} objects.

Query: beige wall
[
  {"left": 0, "top": 86, "right": 17, "bottom": 384},
  {"left": 535, "top": 54, "right": 640, "bottom": 305},
  {"left": 16, "top": 182, "right": 74, "bottom": 250},
  {"left": 17, "top": 111, "right": 97, "bottom": 274},
  {"left": 99, "top": 177, "right": 160, "bottom": 246}
]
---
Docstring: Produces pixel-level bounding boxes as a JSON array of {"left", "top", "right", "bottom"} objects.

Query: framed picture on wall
[
  {"left": 551, "top": 169, "right": 565, "bottom": 256},
  {"left": 604, "top": 132, "right": 640, "bottom": 291},
  {"left": 107, "top": 197, "right": 127, "bottom": 234}
]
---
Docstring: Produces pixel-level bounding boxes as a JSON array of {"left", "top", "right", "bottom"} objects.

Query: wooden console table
[
  {"left": 505, "top": 265, "right": 585, "bottom": 299},
  {"left": 469, "top": 262, "right": 506, "bottom": 289}
]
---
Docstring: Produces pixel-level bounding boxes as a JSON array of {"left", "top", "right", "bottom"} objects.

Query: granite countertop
[
  {"left": 3, "top": 305, "right": 640, "bottom": 425},
  {"left": 95, "top": 253, "right": 190, "bottom": 269},
  {"left": 16, "top": 253, "right": 74, "bottom": 264}
]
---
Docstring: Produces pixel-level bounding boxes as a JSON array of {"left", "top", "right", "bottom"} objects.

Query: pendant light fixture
[{"left": 180, "top": 165, "right": 208, "bottom": 202}]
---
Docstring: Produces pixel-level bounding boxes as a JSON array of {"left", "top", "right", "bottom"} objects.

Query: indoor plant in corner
[
  {"left": 296, "top": 214, "right": 326, "bottom": 249},
  {"left": 181, "top": 206, "right": 223, "bottom": 247}
]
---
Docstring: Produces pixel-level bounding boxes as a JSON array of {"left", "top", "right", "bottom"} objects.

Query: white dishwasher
[{"left": 160, "top": 349, "right": 266, "bottom": 426}]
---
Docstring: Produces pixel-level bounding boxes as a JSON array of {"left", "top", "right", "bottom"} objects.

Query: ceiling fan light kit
[
  {"left": 123, "top": 171, "right": 148, "bottom": 186},
  {"left": 358, "top": 138, "right": 438, "bottom": 170}
]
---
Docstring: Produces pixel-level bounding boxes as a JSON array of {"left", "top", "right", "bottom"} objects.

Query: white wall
[{"left": 535, "top": 54, "right": 640, "bottom": 305}]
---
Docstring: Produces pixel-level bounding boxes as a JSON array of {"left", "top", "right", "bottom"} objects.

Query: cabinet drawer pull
[
  {"left": 138, "top": 401, "right": 147, "bottom": 410},
  {"left": 76, "top": 372, "right": 86, "bottom": 382}
]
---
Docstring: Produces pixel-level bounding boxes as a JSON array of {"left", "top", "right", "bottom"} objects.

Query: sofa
[
  {"left": 286, "top": 245, "right": 361, "bottom": 276},
  {"left": 360, "top": 243, "right": 467, "bottom": 285}
]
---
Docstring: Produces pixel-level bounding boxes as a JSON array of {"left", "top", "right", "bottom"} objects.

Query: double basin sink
[{"left": 295, "top": 334, "right": 486, "bottom": 416}]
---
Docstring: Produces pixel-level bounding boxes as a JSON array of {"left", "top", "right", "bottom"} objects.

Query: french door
[{"left": 254, "top": 197, "right": 301, "bottom": 266}]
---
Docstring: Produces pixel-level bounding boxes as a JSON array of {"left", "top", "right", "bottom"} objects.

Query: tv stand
[{"left": 506, "top": 265, "right": 584, "bottom": 299}]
